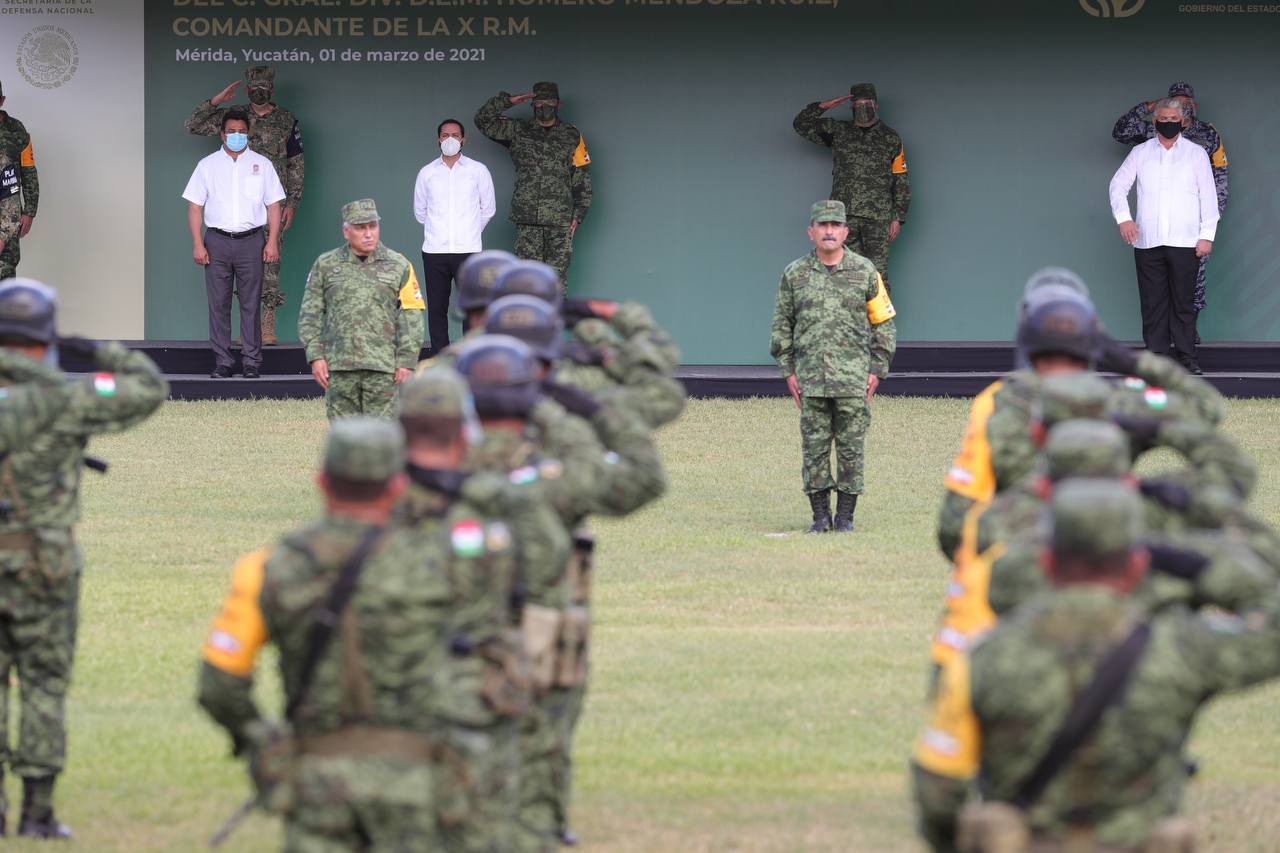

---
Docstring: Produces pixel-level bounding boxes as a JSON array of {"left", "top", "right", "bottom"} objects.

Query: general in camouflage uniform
[
  {"left": 475, "top": 83, "right": 592, "bottom": 290},
  {"left": 298, "top": 199, "right": 425, "bottom": 420},
  {"left": 199, "top": 418, "right": 462, "bottom": 850},
  {"left": 0, "top": 279, "right": 166, "bottom": 838},
  {"left": 1112, "top": 82, "right": 1227, "bottom": 322},
  {"left": 771, "top": 200, "right": 897, "bottom": 534},
  {"left": 793, "top": 83, "right": 910, "bottom": 287},
  {"left": 912, "top": 480, "right": 1280, "bottom": 852},
  {"left": 186, "top": 66, "right": 305, "bottom": 344},
  {"left": 0, "top": 82, "right": 39, "bottom": 281}
]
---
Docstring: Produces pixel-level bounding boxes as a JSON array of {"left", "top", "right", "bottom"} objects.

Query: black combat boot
[
  {"left": 806, "top": 489, "right": 832, "bottom": 534},
  {"left": 833, "top": 492, "right": 858, "bottom": 533},
  {"left": 17, "top": 777, "right": 71, "bottom": 840}
]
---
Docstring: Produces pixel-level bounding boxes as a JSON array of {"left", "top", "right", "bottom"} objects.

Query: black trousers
[
  {"left": 421, "top": 251, "right": 472, "bottom": 354},
  {"left": 1134, "top": 245, "right": 1198, "bottom": 359}
]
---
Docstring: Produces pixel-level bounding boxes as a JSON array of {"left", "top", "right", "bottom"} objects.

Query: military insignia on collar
[
  {"left": 451, "top": 520, "right": 485, "bottom": 557},
  {"left": 93, "top": 373, "right": 117, "bottom": 397},
  {"left": 1143, "top": 388, "right": 1168, "bottom": 409}
]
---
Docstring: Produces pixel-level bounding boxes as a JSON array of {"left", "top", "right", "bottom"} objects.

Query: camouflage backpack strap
[
  {"left": 1007, "top": 621, "right": 1153, "bottom": 810},
  {"left": 284, "top": 524, "right": 388, "bottom": 722}
]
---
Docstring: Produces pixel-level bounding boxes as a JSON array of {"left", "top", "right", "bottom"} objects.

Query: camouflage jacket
[
  {"left": 937, "top": 354, "right": 1224, "bottom": 560},
  {"left": 770, "top": 249, "right": 897, "bottom": 398},
  {"left": 0, "top": 112, "right": 38, "bottom": 219},
  {"left": 185, "top": 100, "right": 304, "bottom": 209},
  {"left": 0, "top": 349, "right": 70, "bottom": 455},
  {"left": 793, "top": 105, "right": 910, "bottom": 222},
  {"left": 1112, "top": 103, "right": 1227, "bottom": 215},
  {"left": 474, "top": 92, "right": 592, "bottom": 226},
  {"left": 198, "top": 514, "right": 459, "bottom": 748},
  {"left": 0, "top": 149, "right": 21, "bottom": 248},
  {"left": 0, "top": 343, "right": 165, "bottom": 538},
  {"left": 913, "top": 582, "right": 1280, "bottom": 850},
  {"left": 298, "top": 243, "right": 425, "bottom": 373}
]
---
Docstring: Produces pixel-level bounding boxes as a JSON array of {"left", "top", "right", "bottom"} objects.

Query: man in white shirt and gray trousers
[
  {"left": 183, "top": 109, "right": 284, "bottom": 378},
  {"left": 413, "top": 118, "right": 496, "bottom": 354},
  {"left": 1109, "top": 98, "right": 1219, "bottom": 375}
]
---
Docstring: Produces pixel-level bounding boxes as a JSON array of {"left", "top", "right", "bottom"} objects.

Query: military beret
[
  {"left": 849, "top": 82, "right": 877, "bottom": 101},
  {"left": 342, "top": 198, "right": 380, "bottom": 225},
  {"left": 1044, "top": 420, "right": 1131, "bottom": 482},
  {"left": 1167, "top": 81, "right": 1195, "bottom": 99},
  {"left": 246, "top": 66, "right": 275, "bottom": 87},
  {"left": 810, "top": 199, "right": 846, "bottom": 224},
  {"left": 399, "top": 365, "right": 475, "bottom": 420},
  {"left": 1051, "top": 478, "right": 1142, "bottom": 558},
  {"left": 533, "top": 81, "right": 559, "bottom": 101},
  {"left": 1036, "top": 372, "right": 1112, "bottom": 429},
  {"left": 324, "top": 417, "right": 405, "bottom": 483}
]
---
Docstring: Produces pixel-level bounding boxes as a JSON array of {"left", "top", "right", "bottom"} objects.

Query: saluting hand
[
  {"left": 211, "top": 81, "right": 241, "bottom": 106},
  {"left": 819, "top": 94, "right": 853, "bottom": 110},
  {"left": 509, "top": 92, "right": 536, "bottom": 106}
]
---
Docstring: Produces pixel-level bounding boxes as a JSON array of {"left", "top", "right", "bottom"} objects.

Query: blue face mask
[{"left": 225, "top": 132, "right": 248, "bottom": 153}]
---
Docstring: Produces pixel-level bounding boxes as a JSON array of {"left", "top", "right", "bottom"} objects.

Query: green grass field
[{"left": 25, "top": 395, "right": 1280, "bottom": 851}]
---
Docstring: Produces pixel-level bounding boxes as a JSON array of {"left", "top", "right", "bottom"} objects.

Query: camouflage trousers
[
  {"left": 845, "top": 217, "right": 891, "bottom": 289},
  {"left": 283, "top": 754, "right": 438, "bottom": 852},
  {"left": 0, "top": 531, "right": 81, "bottom": 811},
  {"left": 0, "top": 233, "right": 19, "bottom": 280},
  {"left": 263, "top": 230, "right": 286, "bottom": 309},
  {"left": 546, "top": 681, "right": 586, "bottom": 837},
  {"left": 325, "top": 370, "right": 397, "bottom": 420},
  {"left": 800, "top": 395, "right": 870, "bottom": 495},
  {"left": 439, "top": 719, "right": 521, "bottom": 853},
  {"left": 515, "top": 224, "right": 574, "bottom": 292},
  {"left": 1194, "top": 254, "right": 1208, "bottom": 313},
  {"left": 517, "top": 697, "right": 562, "bottom": 853}
]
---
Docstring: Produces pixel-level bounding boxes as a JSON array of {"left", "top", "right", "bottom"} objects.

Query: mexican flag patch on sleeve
[
  {"left": 93, "top": 373, "right": 117, "bottom": 397},
  {"left": 451, "top": 520, "right": 485, "bottom": 557}
]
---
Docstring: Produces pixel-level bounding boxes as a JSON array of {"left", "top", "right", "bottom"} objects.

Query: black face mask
[
  {"left": 853, "top": 103, "right": 877, "bottom": 125},
  {"left": 1155, "top": 121, "right": 1182, "bottom": 140},
  {"left": 535, "top": 104, "right": 558, "bottom": 123},
  {"left": 248, "top": 88, "right": 270, "bottom": 107}
]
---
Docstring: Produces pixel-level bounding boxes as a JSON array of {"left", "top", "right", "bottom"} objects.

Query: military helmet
[
  {"left": 455, "top": 250, "right": 518, "bottom": 318},
  {"left": 492, "top": 260, "right": 562, "bottom": 308},
  {"left": 1035, "top": 372, "right": 1113, "bottom": 429},
  {"left": 1050, "top": 478, "right": 1143, "bottom": 560},
  {"left": 1015, "top": 268, "right": 1099, "bottom": 367},
  {"left": 453, "top": 334, "right": 542, "bottom": 418},
  {"left": 484, "top": 295, "right": 562, "bottom": 362},
  {"left": 0, "top": 278, "right": 57, "bottom": 345},
  {"left": 1043, "top": 420, "right": 1131, "bottom": 482}
]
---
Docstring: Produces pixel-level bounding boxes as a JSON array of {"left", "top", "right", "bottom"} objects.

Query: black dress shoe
[
  {"left": 243, "top": 366, "right": 260, "bottom": 379},
  {"left": 210, "top": 365, "right": 233, "bottom": 378}
]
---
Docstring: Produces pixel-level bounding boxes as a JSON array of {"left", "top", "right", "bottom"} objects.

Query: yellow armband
[
  {"left": 1211, "top": 143, "right": 1228, "bottom": 169},
  {"left": 20, "top": 141, "right": 35, "bottom": 169},
  {"left": 914, "top": 653, "right": 981, "bottom": 779},
  {"left": 944, "top": 381, "right": 1002, "bottom": 501},
  {"left": 573, "top": 136, "right": 591, "bottom": 167},
  {"left": 400, "top": 268, "right": 425, "bottom": 310},
  {"left": 202, "top": 548, "right": 270, "bottom": 677},
  {"left": 891, "top": 146, "right": 908, "bottom": 175},
  {"left": 866, "top": 273, "right": 896, "bottom": 324}
]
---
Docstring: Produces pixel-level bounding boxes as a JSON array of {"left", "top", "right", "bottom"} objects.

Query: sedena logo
[
  {"left": 1079, "top": 0, "right": 1146, "bottom": 16},
  {"left": 16, "top": 26, "right": 79, "bottom": 90}
]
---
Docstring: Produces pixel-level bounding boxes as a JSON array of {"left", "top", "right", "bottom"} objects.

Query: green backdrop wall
[{"left": 143, "top": 1, "right": 1280, "bottom": 363}]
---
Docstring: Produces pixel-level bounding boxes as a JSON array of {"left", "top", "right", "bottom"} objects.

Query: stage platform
[{"left": 61, "top": 341, "right": 1280, "bottom": 401}]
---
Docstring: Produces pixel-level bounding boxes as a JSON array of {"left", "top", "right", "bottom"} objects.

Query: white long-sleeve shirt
[
  {"left": 412, "top": 154, "right": 496, "bottom": 254},
  {"left": 1109, "top": 134, "right": 1218, "bottom": 249}
]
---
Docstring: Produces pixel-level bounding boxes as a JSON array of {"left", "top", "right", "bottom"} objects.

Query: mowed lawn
[{"left": 24, "top": 395, "right": 1280, "bottom": 851}]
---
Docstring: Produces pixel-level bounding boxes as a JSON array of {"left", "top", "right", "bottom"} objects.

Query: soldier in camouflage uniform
[
  {"left": 793, "top": 83, "right": 910, "bottom": 288},
  {"left": 771, "top": 200, "right": 897, "bottom": 534},
  {"left": 396, "top": 366, "right": 569, "bottom": 852},
  {"left": 0, "top": 82, "right": 39, "bottom": 281},
  {"left": 299, "top": 199, "right": 425, "bottom": 420},
  {"left": 0, "top": 279, "right": 165, "bottom": 838},
  {"left": 1112, "top": 82, "right": 1227, "bottom": 334},
  {"left": 199, "top": 418, "right": 461, "bottom": 850},
  {"left": 0, "top": 350, "right": 68, "bottom": 455},
  {"left": 475, "top": 83, "right": 592, "bottom": 290},
  {"left": 912, "top": 479, "right": 1280, "bottom": 852},
  {"left": 186, "top": 66, "right": 305, "bottom": 344},
  {"left": 937, "top": 268, "right": 1223, "bottom": 561}
]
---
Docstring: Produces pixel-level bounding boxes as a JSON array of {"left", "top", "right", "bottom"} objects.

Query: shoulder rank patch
[
  {"left": 451, "top": 519, "right": 485, "bottom": 557},
  {"left": 572, "top": 136, "right": 591, "bottom": 167},
  {"left": 400, "top": 267, "right": 426, "bottom": 309},
  {"left": 891, "top": 146, "right": 908, "bottom": 175},
  {"left": 93, "top": 373, "right": 117, "bottom": 397},
  {"left": 509, "top": 465, "right": 539, "bottom": 485},
  {"left": 1144, "top": 388, "right": 1169, "bottom": 410}
]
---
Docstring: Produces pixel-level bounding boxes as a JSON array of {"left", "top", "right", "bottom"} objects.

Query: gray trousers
[{"left": 204, "top": 228, "right": 263, "bottom": 370}]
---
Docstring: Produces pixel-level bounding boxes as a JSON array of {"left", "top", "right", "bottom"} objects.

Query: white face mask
[{"left": 440, "top": 137, "right": 462, "bottom": 157}]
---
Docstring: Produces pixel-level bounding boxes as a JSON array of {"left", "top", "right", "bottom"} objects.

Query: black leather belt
[{"left": 209, "top": 226, "right": 263, "bottom": 239}]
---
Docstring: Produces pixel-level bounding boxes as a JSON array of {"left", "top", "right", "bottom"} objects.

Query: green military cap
[
  {"left": 1036, "top": 372, "right": 1112, "bottom": 429},
  {"left": 810, "top": 199, "right": 846, "bottom": 224},
  {"left": 849, "top": 82, "right": 877, "bottom": 101},
  {"left": 324, "top": 417, "right": 404, "bottom": 483},
  {"left": 1044, "top": 420, "right": 1131, "bottom": 482},
  {"left": 246, "top": 65, "right": 275, "bottom": 87},
  {"left": 341, "top": 198, "right": 380, "bottom": 225},
  {"left": 1051, "top": 478, "right": 1142, "bottom": 558},
  {"left": 533, "top": 81, "right": 559, "bottom": 101},
  {"left": 399, "top": 365, "right": 473, "bottom": 420}
]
